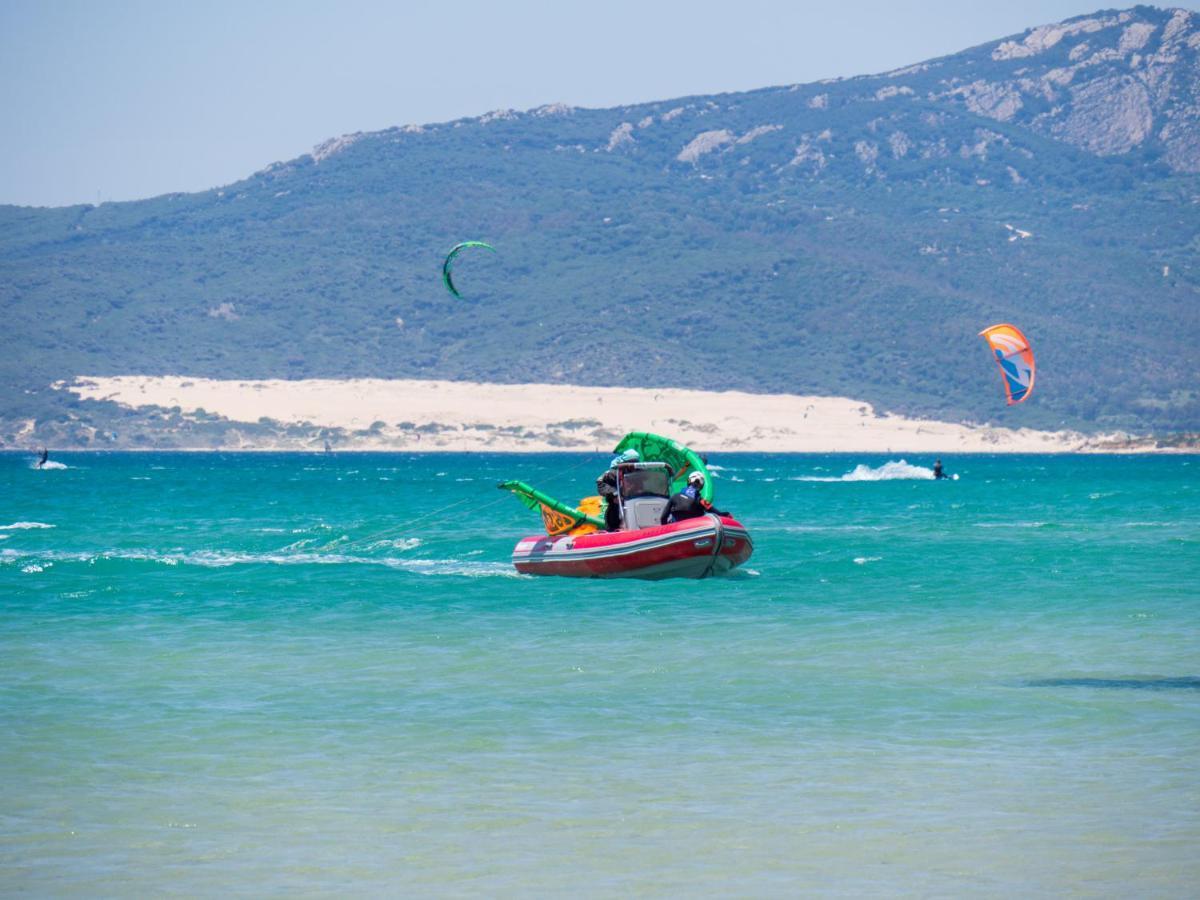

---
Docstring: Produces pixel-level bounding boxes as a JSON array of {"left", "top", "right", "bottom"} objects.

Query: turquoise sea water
[{"left": 2, "top": 451, "right": 1198, "bottom": 895}]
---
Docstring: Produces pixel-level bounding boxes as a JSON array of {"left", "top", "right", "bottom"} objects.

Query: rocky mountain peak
[
  {"left": 297, "top": 6, "right": 1199, "bottom": 183},
  {"left": 934, "top": 7, "right": 1200, "bottom": 170}
]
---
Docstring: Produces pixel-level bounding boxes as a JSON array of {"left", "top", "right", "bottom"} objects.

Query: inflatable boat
[
  {"left": 498, "top": 431, "right": 754, "bottom": 580},
  {"left": 511, "top": 512, "right": 753, "bottom": 579}
]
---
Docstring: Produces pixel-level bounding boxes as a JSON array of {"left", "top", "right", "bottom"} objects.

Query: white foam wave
[
  {"left": 31, "top": 461, "right": 69, "bottom": 470},
  {"left": 721, "top": 566, "right": 760, "bottom": 579},
  {"left": 854, "top": 556, "right": 883, "bottom": 565},
  {"left": 792, "top": 460, "right": 935, "bottom": 482},
  {"left": 1, "top": 546, "right": 515, "bottom": 578},
  {"left": 973, "top": 522, "right": 1048, "bottom": 529},
  {"left": 366, "top": 538, "right": 423, "bottom": 551},
  {"left": 278, "top": 538, "right": 318, "bottom": 551},
  {"left": 0, "top": 521, "right": 55, "bottom": 530}
]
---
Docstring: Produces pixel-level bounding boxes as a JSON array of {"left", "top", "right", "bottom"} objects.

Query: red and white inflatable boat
[{"left": 511, "top": 512, "right": 753, "bottom": 580}]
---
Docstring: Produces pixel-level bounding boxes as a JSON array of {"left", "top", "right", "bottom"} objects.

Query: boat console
[{"left": 616, "top": 462, "right": 672, "bottom": 530}]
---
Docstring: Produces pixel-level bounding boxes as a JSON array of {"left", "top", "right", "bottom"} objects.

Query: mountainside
[{"left": 2, "top": 5, "right": 1198, "bottom": 447}]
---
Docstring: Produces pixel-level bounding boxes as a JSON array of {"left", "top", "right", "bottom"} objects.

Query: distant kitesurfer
[
  {"left": 597, "top": 449, "right": 639, "bottom": 531},
  {"left": 933, "top": 459, "right": 947, "bottom": 480},
  {"left": 661, "top": 471, "right": 727, "bottom": 524},
  {"left": 36, "top": 448, "right": 48, "bottom": 469}
]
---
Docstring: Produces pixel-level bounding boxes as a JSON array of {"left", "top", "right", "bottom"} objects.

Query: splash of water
[{"left": 792, "top": 460, "right": 935, "bottom": 482}]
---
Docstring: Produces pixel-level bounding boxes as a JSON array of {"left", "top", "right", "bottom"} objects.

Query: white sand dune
[{"left": 60, "top": 375, "right": 1104, "bottom": 453}]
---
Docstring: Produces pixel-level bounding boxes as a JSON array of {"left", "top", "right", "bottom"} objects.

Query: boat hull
[{"left": 511, "top": 514, "right": 753, "bottom": 579}]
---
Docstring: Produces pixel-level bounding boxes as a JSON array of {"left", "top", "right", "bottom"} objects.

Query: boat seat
[{"left": 623, "top": 496, "right": 669, "bottom": 530}]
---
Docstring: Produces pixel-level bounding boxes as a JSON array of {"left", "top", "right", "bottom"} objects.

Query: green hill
[{"left": 2, "top": 5, "right": 1198, "bottom": 447}]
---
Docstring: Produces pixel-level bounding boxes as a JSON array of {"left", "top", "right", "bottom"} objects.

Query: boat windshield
[{"left": 619, "top": 464, "right": 671, "bottom": 500}]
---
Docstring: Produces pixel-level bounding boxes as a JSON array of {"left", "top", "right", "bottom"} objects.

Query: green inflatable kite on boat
[
  {"left": 496, "top": 480, "right": 606, "bottom": 535},
  {"left": 610, "top": 431, "right": 714, "bottom": 503}
]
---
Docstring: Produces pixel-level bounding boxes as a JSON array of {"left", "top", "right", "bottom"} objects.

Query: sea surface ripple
[{"left": 2, "top": 452, "right": 1197, "bottom": 895}]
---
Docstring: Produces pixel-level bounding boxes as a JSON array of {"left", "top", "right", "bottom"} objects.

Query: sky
[{"left": 2, "top": 0, "right": 1196, "bottom": 207}]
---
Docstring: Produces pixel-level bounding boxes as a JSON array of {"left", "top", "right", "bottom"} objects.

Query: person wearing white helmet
[{"left": 660, "top": 469, "right": 727, "bottom": 525}]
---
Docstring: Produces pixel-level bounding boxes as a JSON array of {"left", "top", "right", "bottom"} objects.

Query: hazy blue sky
[{"left": 2, "top": 1, "right": 1195, "bottom": 207}]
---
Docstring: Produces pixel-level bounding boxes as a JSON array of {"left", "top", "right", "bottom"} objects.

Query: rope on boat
[
  {"left": 202, "top": 452, "right": 604, "bottom": 581},
  {"left": 701, "top": 513, "right": 725, "bottom": 579},
  {"left": 333, "top": 453, "right": 600, "bottom": 553}
]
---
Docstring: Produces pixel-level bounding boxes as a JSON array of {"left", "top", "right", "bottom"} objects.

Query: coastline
[{"left": 43, "top": 375, "right": 1183, "bottom": 454}]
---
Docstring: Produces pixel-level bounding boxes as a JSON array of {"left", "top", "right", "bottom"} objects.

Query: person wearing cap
[
  {"left": 660, "top": 471, "right": 727, "bottom": 525},
  {"left": 596, "top": 449, "right": 640, "bottom": 531}
]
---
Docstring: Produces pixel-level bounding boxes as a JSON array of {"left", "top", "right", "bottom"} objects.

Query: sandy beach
[{"left": 57, "top": 375, "right": 1119, "bottom": 453}]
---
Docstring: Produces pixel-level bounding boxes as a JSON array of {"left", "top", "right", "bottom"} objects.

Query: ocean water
[{"left": 2, "top": 451, "right": 1197, "bottom": 896}]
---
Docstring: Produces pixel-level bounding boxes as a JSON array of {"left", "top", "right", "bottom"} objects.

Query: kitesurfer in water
[
  {"left": 661, "top": 472, "right": 727, "bottom": 524},
  {"left": 933, "top": 459, "right": 947, "bottom": 480},
  {"left": 597, "top": 449, "right": 640, "bottom": 531},
  {"left": 36, "top": 448, "right": 48, "bottom": 469}
]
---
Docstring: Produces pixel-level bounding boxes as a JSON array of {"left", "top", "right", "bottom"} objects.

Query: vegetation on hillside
[{"left": 1, "top": 6, "right": 1197, "bottom": 447}]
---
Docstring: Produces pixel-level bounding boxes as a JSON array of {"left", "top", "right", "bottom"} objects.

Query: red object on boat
[{"left": 510, "top": 513, "right": 753, "bottom": 580}]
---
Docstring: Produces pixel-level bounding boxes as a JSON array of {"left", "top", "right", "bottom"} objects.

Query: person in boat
[
  {"left": 933, "top": 459, "right": 947, "bottom": 480},
  {"left": 661, "top": 471, "right": 727, "bottom": 524},
  {"left": 36, "top": 447, "right": 48, "bottom": 469},
  {"left": 597, "top": 449, "right": 639, "bottom": 531}
]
